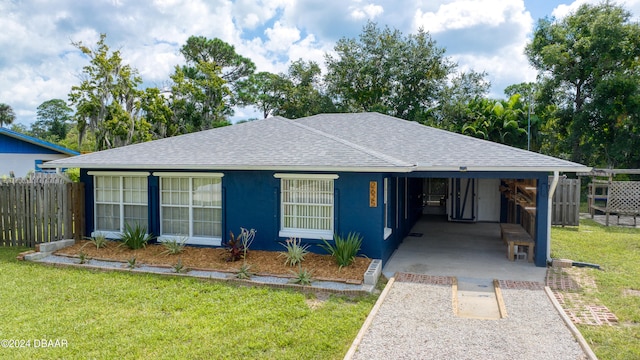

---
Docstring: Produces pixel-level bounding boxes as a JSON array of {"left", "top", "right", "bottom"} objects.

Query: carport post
[
  {"left": 547, "top": 171, "right": 560, "bottom": 263},
  {"left": 535, "top": 175, "right": 550, "bottom": 267}
]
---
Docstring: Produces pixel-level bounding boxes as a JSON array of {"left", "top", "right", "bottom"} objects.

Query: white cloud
[
  {"left": 264, "top": 21, "right": 301, "bottom": 51},
  {"left": 414, "top": 0, "right": 527, "bottom": 33},
  {"left": 2, "top": 0, "right": 639, "bottom": 125},
  {"left": 350, "top": 3, "right": 384, "bottom": 20},
  {"left": 412, "top": 0, "right": 533, "bottom": 97},
  {"left": 232, "top": 0, "right": 292, "bottom": 29}
]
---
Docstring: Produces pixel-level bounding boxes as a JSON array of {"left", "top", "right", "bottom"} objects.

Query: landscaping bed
[{"left": 55, "top": 240, "right": 371, "bottom": 284}]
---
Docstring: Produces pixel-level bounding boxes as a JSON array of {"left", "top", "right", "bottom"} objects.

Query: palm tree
[{"left": 0, "top": 103, "right": 16, "bottom": 127}]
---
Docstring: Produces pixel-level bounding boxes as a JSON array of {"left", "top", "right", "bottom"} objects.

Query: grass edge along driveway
[
  {"left": 552, "top": 219, "right": 640, "bottom": 360},
  {"left": 0, "top": 248, "right": 376, "bottom": 360}
]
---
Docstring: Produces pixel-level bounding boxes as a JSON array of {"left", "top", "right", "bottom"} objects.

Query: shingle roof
[{"left": 45, "top": 112, "right": 589, "bottom": 173}]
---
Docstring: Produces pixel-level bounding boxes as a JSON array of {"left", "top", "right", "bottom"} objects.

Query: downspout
[{"left": 547, "top": 171, "right": 560, "bottom": 263}]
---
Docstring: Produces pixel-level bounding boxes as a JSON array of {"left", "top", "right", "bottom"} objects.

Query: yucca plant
[
  {"left": 78, "top": 251, "right": 88, "bottom": 264},
  {"left": 290, "top": 265, "right": 313, "bottom": 286},
  {"left": 162, "top": 237, "right": 186, "bottom": 255},
  {"left": 320, "top": 232, "right": 363, "bottom": 268},
  {"left": 173, "top": 259, "right": 186, "bottom": 273},
  {"left": 119, "top": 223, "right": 153, "bottom": 250},
  {"left": 236, "top": 263, "right": 254, "bottom": 280},
  {"left": 89, "top": 234, "right": 108, "bottom": 249},
  {"left": 279, "top": 237, "right": 310, "bottom": 266}
]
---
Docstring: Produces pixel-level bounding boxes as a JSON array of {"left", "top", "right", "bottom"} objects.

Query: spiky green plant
[
  {"left": 279, "top": 237, "right": 310, "bottom": 266},
  {"left": 120, "top": 223, "right": 153, "bottom": 250},
  {"left": 126, "top": 256, "right": 137, "bottom": 269},
  {"left": 89, "top": 234, "right": 108, "bottom": 249},
  {"left": 236, "top": 264, "right": 254, "bottom": 280},
  {"left": 78, "top": 251, "right": 88, "bottom": 264},
  {"left": 290, "top": 265, "right": 313, "bottom": 286},
  {"left": 173, "top": 259, "right": 186, "bottom": 273},
  {"left": 320, "top": 232, "right": 363, "bottom": 268},
  {"left": 162, "top": 237, "right": 186, "bottom": 255}
]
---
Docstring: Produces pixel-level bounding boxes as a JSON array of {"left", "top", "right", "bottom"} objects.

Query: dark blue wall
[
  {"left": 0, "top": 133, "right": 60, "bottom": 154},
  {"left": 80, "top": 169, "right": 394, "bottom": 261},
  {"left": 79, "top": 168, "right": 552, "bottom": 266}
]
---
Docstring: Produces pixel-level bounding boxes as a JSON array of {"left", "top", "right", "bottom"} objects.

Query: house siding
[
  {"left": 1, "top": 132, "right": 78, "bottom": 177},
  {"left": 0, "top": 133, "right": 63, "bottom": 154},
  {"left": 81, "top": 169, "right": 393, "bottom": 261},
  {"left": 79, "top": 169, "right": 552, "bottom": 266}
]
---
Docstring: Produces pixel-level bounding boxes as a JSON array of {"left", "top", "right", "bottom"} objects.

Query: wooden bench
[
  {"left": 500, "top": 223, "right": 534, "bottom": 262},
  {"left": 499, "top": 223, "right": 524, "bottom": 244}
]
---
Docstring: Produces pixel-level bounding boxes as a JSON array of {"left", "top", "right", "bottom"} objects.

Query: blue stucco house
[
  {"left": 45, "top": 113, "right": 589, "bottom": 266},
  {"left": 0, "top": 127, "right": 80, "bottom": 177}
]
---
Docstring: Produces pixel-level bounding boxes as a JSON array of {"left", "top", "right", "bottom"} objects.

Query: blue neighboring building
[
  {"left": 45, "top": 113, "right": 589, "bottom": 266},
  {"left": 0, "top": 127, "right": 79, "bottom": 177}
]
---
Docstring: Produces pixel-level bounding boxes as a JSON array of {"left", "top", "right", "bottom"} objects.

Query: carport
[
  {"left": 383, "top": 215, "right": 547, "bottom": 282},
  {"left": 389, "top": 171, "right": 556, "bottom": 268}
]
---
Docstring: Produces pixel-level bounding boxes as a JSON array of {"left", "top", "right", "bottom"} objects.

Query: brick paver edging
[{"left": 545, "top": 287, "right": 598, "bottom": 360}]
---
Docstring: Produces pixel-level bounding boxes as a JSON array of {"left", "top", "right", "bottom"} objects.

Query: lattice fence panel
[{"left": 608, "top": 181, "right": 640, "bottom": 213}]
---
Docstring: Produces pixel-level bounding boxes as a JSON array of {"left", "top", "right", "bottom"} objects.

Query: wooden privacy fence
[
  {"left": 551, "top": 176, "right": 580, "bottom": 227},
  {"left": 0, "top": 176, "right": 84, "bottom": 247}
]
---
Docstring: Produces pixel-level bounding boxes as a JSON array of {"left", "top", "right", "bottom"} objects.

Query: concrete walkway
[{"left": 383, "top": 217, "right": 547, "bottom": 282}]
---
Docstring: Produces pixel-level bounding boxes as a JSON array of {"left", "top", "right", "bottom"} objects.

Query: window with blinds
[
  {"left": 94, "top": 174, "right": 148, "bottom": 235},
  {"left": 278, "top": 175, "right": 336, "bottom": 239},
  {"left": 159, "top": 175, "right": 222, "bottom": 245}
]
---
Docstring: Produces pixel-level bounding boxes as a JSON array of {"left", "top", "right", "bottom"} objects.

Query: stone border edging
[
  {"left": 343, "top": 276, "right": 396, "bottom": 360},
  {"left": 33, "top": 260, "right": 375, "bottom": 296},
  {"left": 22, "top": 239, "right": 381, "bottom": 295},
  {"left": 544, "top": 286, "right": 598, "bottom": 360}
]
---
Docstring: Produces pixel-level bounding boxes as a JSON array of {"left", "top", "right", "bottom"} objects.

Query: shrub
[
  {"left": 236, "top": 264, "right": 253, "bottom": 279},
  {"left": 290, "top": 266, "right": 313, "bottom": 286},
  {"left": 162, "top": 237, "right": 186, "bottom": 255},
  {"left": 78, "top": 251, "right": 88, "bottom": 264},
  {"left": 279, "top": 237, "right": 310, "bottom": 266},
  {"left": 120, "top": 223, "right": 153, "bottom": 250},
  {"left": 223, "top": 228, "right": 256, "bottom": 262},
  {"left": 64, "top": 168, "right": 80, "bottom": 182},
  {"left": 320, "top": 232, "right": 363, "bottom": 268},
  {"left": 173, "top": 259, "right": 186, "bottom": 273},
  {"left": 89, "top": 234, "right": 108, "bottom": 249}
]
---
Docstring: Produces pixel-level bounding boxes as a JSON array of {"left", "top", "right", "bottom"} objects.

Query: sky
[{"left": 2, "top": 0, "right": 640, "bottom": 127}]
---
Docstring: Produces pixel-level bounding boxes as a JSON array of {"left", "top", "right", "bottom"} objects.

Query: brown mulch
[{"left": 55, "top": 240, "right": 371, "bottom": 283}]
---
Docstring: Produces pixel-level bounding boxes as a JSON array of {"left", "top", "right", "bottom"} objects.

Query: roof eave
[
  {"left": 41, "top": 162, "right": 416, "bottom": 173},
  {"left": 414, "top": 165, "right": 593, "bottom": 173}
]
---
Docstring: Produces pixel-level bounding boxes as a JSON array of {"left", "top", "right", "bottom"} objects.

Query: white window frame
[
  {"left": 154, "top": 172, "right": 224, "bottom": 246},
  {"left": 384, "top": 177, "right": 392, "bottom": 240},
  {"left": 89, "top": 171, "right": 149, "bottom": 239},
  {"left": 275, "top": 173, "right": 338, "bottom": 240}
]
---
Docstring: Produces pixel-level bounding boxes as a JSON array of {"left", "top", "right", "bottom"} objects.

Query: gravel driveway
[{"left": 349, "top": 280, "right": 587, "bottom": 360}]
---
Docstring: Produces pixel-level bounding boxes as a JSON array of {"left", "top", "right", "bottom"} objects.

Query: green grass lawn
[
  {"left": 552, "top": 220, "right": 640, "bottom": 359},
  {"left": 0, "top": 248, "right": 376, "bottom": 359}
]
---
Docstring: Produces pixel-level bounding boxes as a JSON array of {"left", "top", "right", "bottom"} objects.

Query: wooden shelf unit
[{"left": 500, "top": 179, "right": 537, "bottom": 238}]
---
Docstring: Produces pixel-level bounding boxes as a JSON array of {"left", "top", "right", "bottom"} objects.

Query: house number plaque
[{"left": 369, "top": 181, "right": 377, "bottom": 207}]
